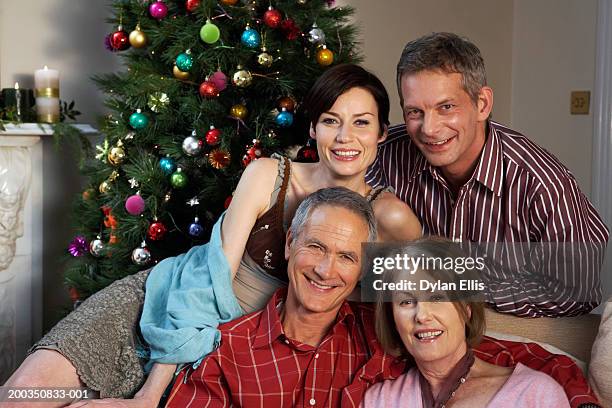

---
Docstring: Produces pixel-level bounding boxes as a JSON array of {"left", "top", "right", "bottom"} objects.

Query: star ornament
[
  {"left": 128, "top": 178, "right": 139, "bottom": 188},
  {"left": 95, "top": 139, "right": 110, "bottom": 161},
  {"left": 187, "top": 197, "right": 200, "bottom": 206}
]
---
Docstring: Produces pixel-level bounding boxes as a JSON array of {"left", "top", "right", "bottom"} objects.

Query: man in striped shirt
[{"left": 366, "top": 32, "right": 609, "bottom": 317}]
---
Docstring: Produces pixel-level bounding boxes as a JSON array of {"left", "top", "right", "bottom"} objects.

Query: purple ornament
[
  {"left": 125, "top": 194, "right": 146, "bottom": 215},
  {"left": 209, "top": 71, "right": 228, "bottom": 92},
  {"left": 68, "top": 236, "right": 89, "bottom": 257},
  {"left": 104, "top": 34, "right": 116, "bottom": 52},
  {"left": 149, "top": 1, "right": 168, "bottom": 19}
]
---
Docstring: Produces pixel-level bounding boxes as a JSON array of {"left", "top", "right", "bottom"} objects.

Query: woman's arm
[
  {"left": 372, "top": 192, "right": 422, "bottom": 242},
  {"left": 221, "top": 157, "right": 281, "bottom": 278}
]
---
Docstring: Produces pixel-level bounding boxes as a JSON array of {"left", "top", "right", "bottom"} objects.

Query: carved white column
[{"left": 0, "top": 124, "right": 96, "bottom": 383}]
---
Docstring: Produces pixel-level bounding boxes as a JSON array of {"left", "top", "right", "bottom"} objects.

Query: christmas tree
[{"left": 64, "top": 0, "right": 361, "bottom": 301}]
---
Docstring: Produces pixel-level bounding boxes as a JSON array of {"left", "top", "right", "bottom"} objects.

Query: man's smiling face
[
  {"left": 401, "top": 70, "right": 491, "bottom": 181},
  {"left": 284, "top": 205, "right": 368, "bottom": 316}
]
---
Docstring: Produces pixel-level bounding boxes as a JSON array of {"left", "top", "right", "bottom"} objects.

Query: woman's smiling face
[
  {"left": 392, "top": 288, "right": 469, "bottom": 368},
  {"left": 311, "top": 87, "right": 387, "bottom": 178}
]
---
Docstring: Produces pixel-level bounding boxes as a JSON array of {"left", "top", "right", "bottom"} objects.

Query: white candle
[
  {"left": 34, "top": 66, "right": 60, "bottom": 89},
  {"left": 34, "top": 66, "right": 60, "bottom": 123},
  {"left": 15, "top": 82, "right": 22, "bottom": 120}
]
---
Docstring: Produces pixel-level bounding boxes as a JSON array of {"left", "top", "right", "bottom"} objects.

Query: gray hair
[
  {"left": 396, "top": 32, "right": 487, "bottom": 106},
  {"left": 289, "top": 187, "right": 377, "bottom": 242}
]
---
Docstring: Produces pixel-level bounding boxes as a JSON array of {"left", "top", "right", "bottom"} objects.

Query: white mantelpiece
[{"left": 0, "top": 123, "right": 96, "bottom": 383}]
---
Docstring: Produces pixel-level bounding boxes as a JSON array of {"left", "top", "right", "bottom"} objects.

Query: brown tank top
[
  {"left": 244, "top": 157, "right": 291, "bottom": 281},
  {"left": 244, "top": 156, "right": 393, "bottom": 282}
]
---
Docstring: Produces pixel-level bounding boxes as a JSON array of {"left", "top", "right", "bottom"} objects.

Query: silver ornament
[
  {"left": 308, "top": 24, "right": 325, "bottom": 45},
  {"left": 131, "top": 242, "right": 152, "bottom": 265},
  {"left": 89, "top": 238, "right": 105, "bottom": 257},
  {"left": 182, "top": 133, "right": 202, "bottom": 156}
]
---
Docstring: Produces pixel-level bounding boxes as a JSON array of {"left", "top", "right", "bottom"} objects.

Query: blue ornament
[
  {"left": 275, "top": 108, "right": 294, "bottom": 127},
  {"left": 241, "top": 26, "right": 261, "bottom": 49},
  {"left": 175, "top": 52, "right": 193, "bottom": 72},
  {"left": 129, "top": 110, "right": 149, "bottom": 130},
  {"left": 159, "top": 156, "right": 176, "bottom": 175},
  {"left": 188, "top": 217, "right": 204, "bottom": 237}
]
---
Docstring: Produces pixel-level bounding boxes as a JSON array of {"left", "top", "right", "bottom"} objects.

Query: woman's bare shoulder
[{"left": 372, "top": 192, "right": 422, "bottom": 241}]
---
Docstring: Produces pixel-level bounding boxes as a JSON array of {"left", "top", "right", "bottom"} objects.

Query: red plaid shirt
[
  {"left": 165, "top": 289, "right": 599, "bottom": 408},
  {"left": 165, "top": 288, "right": 404, "bottom": 408}
]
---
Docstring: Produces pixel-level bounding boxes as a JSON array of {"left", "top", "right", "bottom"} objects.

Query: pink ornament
[
  {"left": 125, "top": 194, "right": 146, "bottom": 215},
  {"left": 149, "top": 1, "right": 169, "bottom": 19},
  {"left": 209, "top": 71, "right": 228, "bottom": 92}
]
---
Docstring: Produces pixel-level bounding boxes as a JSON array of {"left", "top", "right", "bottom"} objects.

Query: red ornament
[
  {"left": 199, "top": 81, "right": 219, "bottom": 98},
  {"left": 205, "top": 126, "right": 221, "bottom": 145},
  {"left": 186, "top": 0, "right": 200, "bottom": 12},
  {"left": 280, "top": 18, "right": 300, "bottom": 40},
  {"left": 68, "top": 287, "right": 81, "bottom": 303},
  {"left": 147, "top": 221, "right": 168, "bottom": 241},
  {"left": 278, "top": 96, "right": 296, "bottom": 112},
  {"left": 296, "top": 143, "right": 318, "bottom": 162},
  {"left": 110, "top": 29, "right": 130, "bottom": 51},
  {"left": 263, "top": 7, "right": 282, "bottom": 28},
  {"left": 208, "top": 149, "right": 231, "bottom": 169},
  {"left": 242, "top": 140, "right": 263, "bottom": 167},
  {"left": 224, "top": 195, "right": 233, "bottom": 209}
]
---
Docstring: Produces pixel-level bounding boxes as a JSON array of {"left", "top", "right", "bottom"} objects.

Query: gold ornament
[
  {"left": 257, "top": 51, "right": 273, "bottom": 67},
  {"left": 99, "top": 180, "right": 111, "bottom": 194},
  {"left": 173, "top": 65, "right": 190, "bottom": 80},
  {"left": 316, "top": 45, "right": 334, "bottom": 66},
  {"left": 129, "top": 25, "right": 147, "bottom": 48},
  {"left": 208, "top": 149, "right": 231, "bottom": 169},
  {"left": 230, "top": 104, "right": 248, "bottom": 120},
  {"left": 108, "top": 145, "right": 126, "bottom": 165},
  {"left": 232, "top": 67, "right": 253, "bottom": 87},
  {"left": 148, "top": 92, "right": 170, "bottom": 112}
]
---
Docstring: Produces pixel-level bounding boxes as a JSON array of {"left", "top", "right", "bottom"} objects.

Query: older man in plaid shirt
[{"left": 164, "top": 187, "right": 598, "bottom": 408}]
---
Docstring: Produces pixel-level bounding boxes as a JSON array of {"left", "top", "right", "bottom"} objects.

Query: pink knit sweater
[{"left": 361, "top": 363, "right": 571, "bottom": 407}]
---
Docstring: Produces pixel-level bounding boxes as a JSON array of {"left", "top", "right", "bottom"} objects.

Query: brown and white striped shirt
[{"left": 366, "top": 121, "right": 609, "bottom": 317}]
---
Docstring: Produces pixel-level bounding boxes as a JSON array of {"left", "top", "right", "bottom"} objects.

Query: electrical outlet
[{"left": 570, "top": 91, "right": 590, "bottom": 115}]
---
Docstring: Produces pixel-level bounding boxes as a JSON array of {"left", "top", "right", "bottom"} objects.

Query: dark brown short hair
[
  {"left": 302, "top": 64, "right": 390, "bottom": 134},
  {"left": 396, "top": 32, "right": 487, "bottom": 106},
  {"left": 375, "top": 237, "right": 486, "bottom": 357}
]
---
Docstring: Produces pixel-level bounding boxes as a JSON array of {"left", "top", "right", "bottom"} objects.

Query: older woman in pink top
[{"left": 362, "top": 239, "right": 570, "bottom": 408}]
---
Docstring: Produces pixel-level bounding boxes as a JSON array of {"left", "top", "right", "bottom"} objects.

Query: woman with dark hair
[
  {"left": 7, "top": 64, "right": 421, "bottom": 408},
  {"left": 363, "top": 238, "right": 570, "bottom": 407}
]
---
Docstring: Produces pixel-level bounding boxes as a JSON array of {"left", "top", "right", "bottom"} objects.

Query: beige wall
[
  {"left": 511, "top": 0, "right": 598, "bottom": 196},
  {"left": 339, "top": 0, "right": 514, "bottom": 125},
  {"left": 0, "top": 0, "right": 119, "bottom": 330},
  {"left": 0, "top": 0, "right": 120, "bottom": 123}
]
